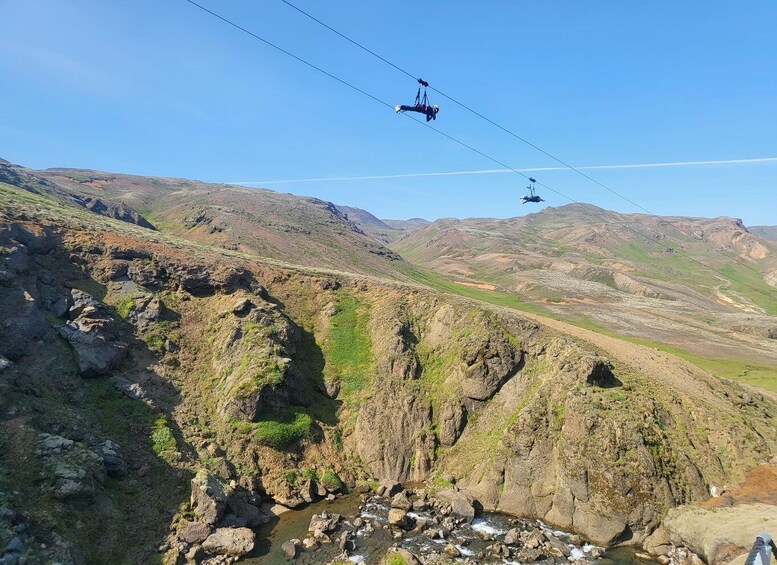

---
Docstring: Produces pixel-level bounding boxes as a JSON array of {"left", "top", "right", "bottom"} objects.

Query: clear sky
[{"left": 2, "top": 0, "right": 776, "bottom": 225}]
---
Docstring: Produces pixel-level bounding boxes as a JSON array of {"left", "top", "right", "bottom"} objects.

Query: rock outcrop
[
  {"left": 37, "top": 434, "right": 106, "bottom": 501},
  {"left": 58, "top": 289, "right": 127, "bottom": 377},
  {"left": 201, "top": 527, "right": 255, "bottom": 556}
]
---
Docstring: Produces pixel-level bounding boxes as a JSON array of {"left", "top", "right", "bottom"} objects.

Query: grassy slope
[
  {"left": 322, "top": 294, "right": 374, "bottom": 422},
  {"left": 556, "top": 316, "right": 777, "bottom": 393},
  {"left": 402, "top": 262, "right": 777, "bottom": 393},
  {"left": 5, "top": 180, "right": 775, "bottom": 395},
  {"left": 399, "top": 264, "right": 548, "bottom": 315}
]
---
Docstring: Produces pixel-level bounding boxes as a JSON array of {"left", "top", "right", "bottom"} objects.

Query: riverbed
[{"left": 245, "top": 492, "right": 657, "bottom": 564}]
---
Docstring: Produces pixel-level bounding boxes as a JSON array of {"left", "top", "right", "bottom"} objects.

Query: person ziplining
[
  {"left": 395, "top": 78, "right": 439, "bottom": 122},
  {"left": 520, "top": 178, "right": 545, "bottom": 204}
]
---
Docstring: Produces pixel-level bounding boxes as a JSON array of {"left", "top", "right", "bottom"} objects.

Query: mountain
[
  {"left": 333, "top": 205, "right": 401, "bottom": 244},
  {"left": 752, "top": 225, "right": 777, "bottom": 243},
  {"left": 391, "top": 203, "right": 777, "bottom": 366},
  {"left": 2, "top": 161, "right": 777, "bottom": 564},
  {"left": 383, "top": 217, "right": 431, "bottom": 232},
  {"left": 3, "top": 177, "right": 776, "bottom": 563},
  {"left": 2, "top": 162, "right": 406, "bottom": 280},
  {"left": 334, "top": 206, "right": 430, "bottom": 244}
]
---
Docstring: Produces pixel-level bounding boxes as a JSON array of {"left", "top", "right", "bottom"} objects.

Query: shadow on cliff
[{"left": 0, "top": 223, "right": 192, "bottom": 563}]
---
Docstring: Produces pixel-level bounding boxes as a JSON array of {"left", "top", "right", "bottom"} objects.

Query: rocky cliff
[{"left": 1, "top": 181, "right": 776, "bottom": 563}]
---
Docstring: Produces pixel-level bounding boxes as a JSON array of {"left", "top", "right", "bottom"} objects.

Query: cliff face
[
  {"left": 2, "top": 182, "right": 776, "bottom": 562},
  {"left": 342, "top": 293, "right": 777, "bottom": 546}
]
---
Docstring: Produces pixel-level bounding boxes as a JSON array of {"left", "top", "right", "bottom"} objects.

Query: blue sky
[{"left": 1, "top": 0, "right": 776, "bottom": 224}]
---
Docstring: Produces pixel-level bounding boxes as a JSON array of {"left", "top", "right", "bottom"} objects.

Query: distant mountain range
[{"left": 2, "top": 158, "right": 775, "bottom": 366}]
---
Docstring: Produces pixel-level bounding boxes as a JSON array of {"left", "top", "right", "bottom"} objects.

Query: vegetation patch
[
  {"left": 142, "top": 320, "right": 175, "bottom": 353},
  {"left": 150, "top": 416, "right": 178, "bottom": 463},
  {"left": 233, "top": 407, "right": 313, "bottom": 450},
  {"left": 426, "top": 471, "right": 453, "bottom": 494},
  {"left": 380, "top": 553, "right": 409, "bottom": 565},
  {"left": 320, "top": 468, "right": 344, "bottom": 492},
  {"left": 400, "top": 264, "right": 547, "bottom": 315},
  {"left": 323, "top": 294, "right": 374, "bottom": 402}
]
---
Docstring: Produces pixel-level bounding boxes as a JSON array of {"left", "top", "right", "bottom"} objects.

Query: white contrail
[{"left": 228, "top": 157, "right": 777, "bottom": 186}]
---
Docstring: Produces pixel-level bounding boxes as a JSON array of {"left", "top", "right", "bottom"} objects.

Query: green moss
[
  {"left": 331, "top": 429, "right": 344, "bottom": 451},
  {"left": 552, "top": 403, "right": 565, "bottom": 430},
  {"left": 427, "top": 472, "right": 453, "bottom": 494},
  {"left": 300, "top": 468, "right": 319, "bottom": 482},
  {"left": 323, "top": 294, "right": 373, "bottom": 403},
  {"left": 115, "top": 296, "right": 136, "bottom": 319},
  {"left": 151, "top": 417, "right": 178, "bottom": 463},
  {"left": 320, "top": 468, "right": 344, "bottom": 492},
  {"left": 233, "top": 407, "right": 313, "bottom": 450},
  {"left": 142, "top": 320, "right": 175, "bottom": 353},
  {"left": 381, "top": 553, "right": 409, "bottom": 565},
  {"left": 284, "top": 471, "right": 298, "bottom": 485},
  {"left": 416, "top": 343, "right": 459, "bottom": 408}
]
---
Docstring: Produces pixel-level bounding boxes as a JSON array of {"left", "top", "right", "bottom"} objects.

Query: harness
[{"left": 415, "top": 78, "right": 430, "bottom": 108}]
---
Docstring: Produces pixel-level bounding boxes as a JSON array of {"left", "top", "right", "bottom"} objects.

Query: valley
[{"left": 0, "top": 161, "right": 776, "bottom": 565}]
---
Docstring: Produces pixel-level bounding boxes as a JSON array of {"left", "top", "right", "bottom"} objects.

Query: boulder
[
  {"left": 37, "top": 433, "right": 106, "bottom": 501},
  {"left": 68, "top": 289, "right": 103, "bottom": 319},
  {"left": 59, "top": 290, "right": 127, "bottom": 377},
  {"left": 504, "top": 527, "right": 521, "bottom": 545},
  {"left": 190, "top": 470, "right": 230, "bottom": 525},
  {"left": 299, "top": 479, "right": 316, "bottom": 503},
  {"left": 433, "top": 489, "right": 476, "bottom": 522},
  {"left": 488, "top": 542, "right": 511, "bottom": 558},
  {"left": 382, "top": 482, "right": 403, "bottom": 498},
  {"left": 412, "top": 498, "right": 429, "bottom": 512},
  {"left": 338, "top": 530, "right": 357, "bottom": 552},
  {"left": 59, "top": 319, "right": 127, "bottom": 377},
  {"left": 546, "top": 533, "right": 571, "bottom": 557},
  {"left": 177, "top": 521, "right": 212, "bottom": 544},
  {"left": 201, "top": 527, "right": 255, "bottom": 556},
  {"left": 128, "top": 295, "right": 165, "bottom": 330},
  {"left": 92, "top": 440, "right": 126, "bottom": 479},
  {"left": 232, "top": 298, "right": 254, "bottom": 316},
  {"left": 438, "top": 401, "right": 467, "bottom": 447},
  {"left": 308, "top": 511, "right": 341, "bottom": 533},
  {"left": 651, "top": 503, "right": 777, "bottom": 564},
  {"left": 388, "top": 508, "right": 411, "bottom": 530},
  {"left": 227, "top": 496, "right": 267, "bottom": 527},
  {"left": 281, "top": 539, "right": 298, "bottom": 559},
  {"left": 391, "top": 491, "right": 413, "bottom": 511},
  {"left": 5, "top": 536, "right": 25, "bottom": 555},
  {"left": 443, "top": 543, "right": 461, "bottom": 557},
  {"left": 387, "top": 548, "right": 421, "bottom": 565}
]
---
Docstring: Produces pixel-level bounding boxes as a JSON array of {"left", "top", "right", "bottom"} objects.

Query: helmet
[{"left": 433, "top": 105, "right": 439, "bottom": 112}]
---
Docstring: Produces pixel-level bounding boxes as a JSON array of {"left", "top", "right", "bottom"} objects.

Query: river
[{"left": 244, "top": 492, "right": 657, "bottom": 565}]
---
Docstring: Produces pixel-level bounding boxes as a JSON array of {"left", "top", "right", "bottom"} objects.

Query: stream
[{"left": 245, "top": 492, "right": 658, "bottom": 564}]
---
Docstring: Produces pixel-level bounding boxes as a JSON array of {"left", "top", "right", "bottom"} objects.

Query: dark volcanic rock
[{"left": 92, "top": 440, "right": 127, "bottom": 479}]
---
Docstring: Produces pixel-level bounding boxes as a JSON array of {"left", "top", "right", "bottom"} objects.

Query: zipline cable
[
  {"left": 181, "top": 0, "right": 776, "bottom": 305},
  {"left": 277, "top": 0, "right": 773, "bottom": 284}
]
